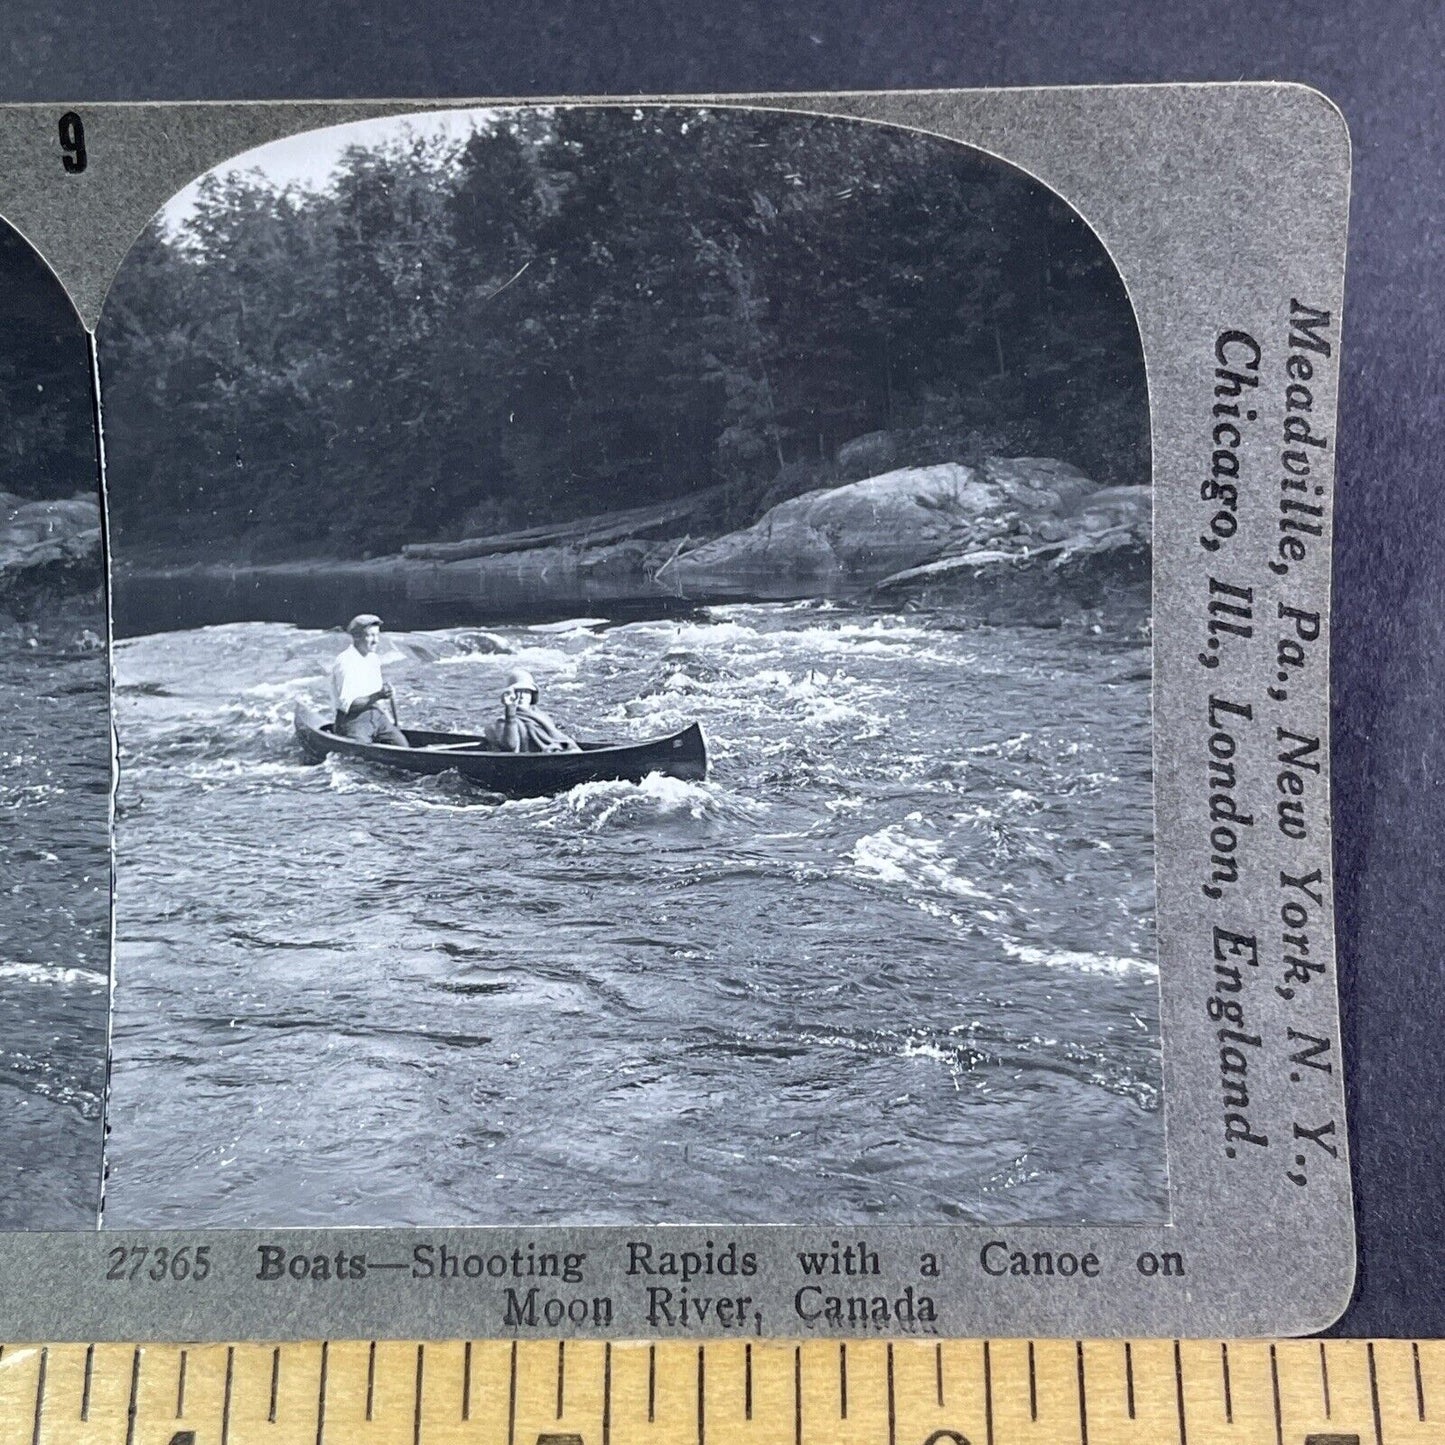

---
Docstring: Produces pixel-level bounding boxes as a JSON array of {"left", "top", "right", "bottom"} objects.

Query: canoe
[{"left": 294, "top": 706, "right": 707, "bottom": 798}]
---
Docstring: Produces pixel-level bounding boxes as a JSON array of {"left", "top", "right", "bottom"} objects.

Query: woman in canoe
[{"left": 484, "top": 668, "right": 582, "bottom": 754}]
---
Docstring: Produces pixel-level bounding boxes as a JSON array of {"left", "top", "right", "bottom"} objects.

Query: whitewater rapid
[{"left": 103, "top": 602, "right": 1165, "bottom": 1227}]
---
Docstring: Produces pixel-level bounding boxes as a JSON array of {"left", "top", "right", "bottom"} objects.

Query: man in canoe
[
  {"left": 484, "top": 668, "right": 581, "bottom": 754},
  {"left": 330, "top": 613, "right": 409, "bottom": 746}
]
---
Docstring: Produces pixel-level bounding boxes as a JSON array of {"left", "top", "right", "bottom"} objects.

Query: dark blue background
[{"left": 5, "top": 0, "right": 1438, "bottom": 1337}]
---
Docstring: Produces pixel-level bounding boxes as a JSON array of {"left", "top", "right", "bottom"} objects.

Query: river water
[
  {"left": 0, "top": 634, "right": 110, "bottom": 1229},
  {"left": 104, "top": 602, "right": 1165, "bottom": 1227}
]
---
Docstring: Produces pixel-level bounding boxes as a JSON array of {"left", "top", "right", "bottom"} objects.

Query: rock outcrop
[
  {"left": 835, "top": 429, "right": 901, "bottom": 479},
  {"left": 117, "top": 457, "right": 1150, "bottom": 631},
  {"left": 662, "top": 459, "right": 1144, "bottom": 602},
  {"left": 873, "top": 482, "right": 1150, "bottom": 589},
  {"left": 0, "top": 492, "right": 104, "bottom": 619}
]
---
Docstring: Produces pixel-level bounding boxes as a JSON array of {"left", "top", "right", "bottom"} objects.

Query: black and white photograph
[
  {"left": 0, "top": 220, "right": 108, "bottom": 1228},
  {"left": 96, "top": 105, "right": 1162, "bottom": 1230}
]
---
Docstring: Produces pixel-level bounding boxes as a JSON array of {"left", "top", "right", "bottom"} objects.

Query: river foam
[{"left": 104, "top": 604, "right": 1165, "bottom": 1228}]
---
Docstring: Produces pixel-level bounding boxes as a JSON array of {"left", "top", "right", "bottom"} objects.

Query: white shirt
[{"left": 330, "top": 644, "right": 385, "bottom": 715}]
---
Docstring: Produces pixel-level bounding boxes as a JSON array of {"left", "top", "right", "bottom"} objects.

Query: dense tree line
[
  {"left": 0, "top": 225, "right": 95, "bottom": 502},
  {"left": 98, "top": 107, "right": 1148, "bottom": 561}
]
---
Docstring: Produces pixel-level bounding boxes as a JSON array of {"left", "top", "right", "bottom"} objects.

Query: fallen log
[
  {"left": 871, "top": 544, "right": 1060, "bottom": 592},
  {"left": 401, "top": 485, "right": 729, "bottom": 561}
]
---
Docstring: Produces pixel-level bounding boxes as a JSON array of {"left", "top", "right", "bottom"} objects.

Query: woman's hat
[{"left": 504, "top": 667, "right": 539, "bottom": 698}]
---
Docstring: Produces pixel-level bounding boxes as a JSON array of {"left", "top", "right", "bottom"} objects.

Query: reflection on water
[{"left": 104, "top": 602, "right": 1165, "bottom": 1227}]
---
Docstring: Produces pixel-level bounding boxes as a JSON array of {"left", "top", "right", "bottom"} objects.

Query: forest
[
  {"left": 0, "top": 224, "right": 94, "bottom": 502},
  {"left": 97, "top": 106, "right": 1149, "bottom": 563}
]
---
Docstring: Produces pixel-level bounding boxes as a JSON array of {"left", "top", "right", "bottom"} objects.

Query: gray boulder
[
  {"left": 871, "top": 481, "right": 1150, "bottom": 628},
  {"left": 664, "top": 458, "right": 1110, "bottom": 599},
  {"left": 0, "top": 492, "right": 104, "bottom": 619},
  {"left": 835, "top": 429, "right": 901, "bottom": 479},
  {"left": 0, "top": 492, "right": 102, "bottom": 576}
]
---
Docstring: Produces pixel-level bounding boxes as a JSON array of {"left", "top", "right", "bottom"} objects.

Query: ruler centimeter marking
[{"left": 0, "top": 1338, "right": 1437, "bottom": 1443}]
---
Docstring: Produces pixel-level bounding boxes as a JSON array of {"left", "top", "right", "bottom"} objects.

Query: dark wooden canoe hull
[{"left": 294, "top": 706, "right": 707, "bottom": 798}]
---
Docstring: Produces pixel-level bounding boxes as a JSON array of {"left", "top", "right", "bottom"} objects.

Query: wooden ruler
[{"left": 0, "top": 1338, "right": 1434, "bottom": 1444}]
